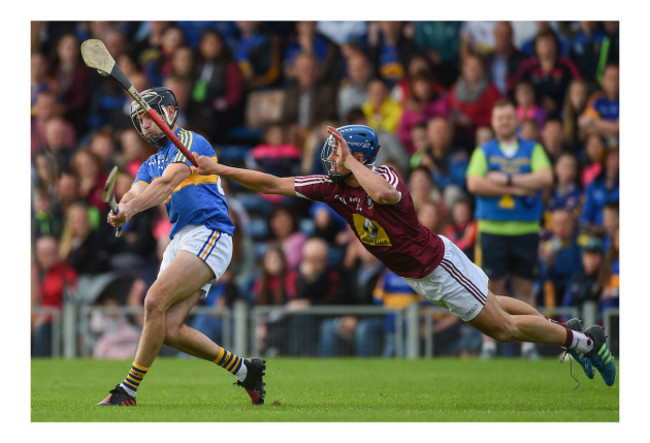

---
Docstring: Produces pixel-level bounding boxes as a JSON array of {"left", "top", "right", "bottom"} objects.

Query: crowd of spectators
[{"left": 30, "top": 20, "right": 619, "bottom": 358}]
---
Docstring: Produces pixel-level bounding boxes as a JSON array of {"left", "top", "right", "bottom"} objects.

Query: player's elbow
[{"left": 374, "top": 188, "right": 401, "bottom": 205}]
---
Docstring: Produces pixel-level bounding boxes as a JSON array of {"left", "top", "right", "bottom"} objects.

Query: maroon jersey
[{"left": 295, "top": 165, "right": 444, "bottom": 279}]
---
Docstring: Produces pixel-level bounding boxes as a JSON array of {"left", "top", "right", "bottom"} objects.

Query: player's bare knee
[{"left": 487, "top": 322, "right": 517, "bottom": 343}]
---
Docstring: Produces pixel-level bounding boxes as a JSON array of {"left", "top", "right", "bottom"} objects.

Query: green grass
[{"left": 31, "top": 357, "right": 618, "bottom": 422}]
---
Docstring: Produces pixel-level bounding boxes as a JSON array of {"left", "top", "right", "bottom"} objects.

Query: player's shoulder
[
  {"left": 373, "top": 164, "right": 401, "bottom": 187},
  {"left": 177, "top": 128, "right": 213, "bottom": 153}
]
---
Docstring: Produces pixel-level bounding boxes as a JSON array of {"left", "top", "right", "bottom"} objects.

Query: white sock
[
  {"left": 569, "top": 331, "right": 594, "bottom": 354},
  {"left": 234, "top": 361, "right": 248, "bottom": 382},
  {"left": 120, "top": 382, "right": 136, "bottom": 397}
]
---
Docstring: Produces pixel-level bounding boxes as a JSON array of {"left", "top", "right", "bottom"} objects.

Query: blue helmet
[{"left": 321, "top": 125, "right": 381, "bottom": 182}]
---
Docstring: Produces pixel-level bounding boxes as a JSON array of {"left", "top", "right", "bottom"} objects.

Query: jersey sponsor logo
[{"left": 352, "top": 213, "right": 391, "bottom": 247}]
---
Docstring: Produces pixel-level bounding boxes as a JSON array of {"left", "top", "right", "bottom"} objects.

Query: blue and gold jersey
[{"left": 134, "top": 128, "right": 234, "bottom": 239}]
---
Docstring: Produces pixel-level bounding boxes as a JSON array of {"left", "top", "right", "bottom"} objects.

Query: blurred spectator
[
  {"left": 337, "top": 49, "right": 372, "bottom": 123},
  {"left": 320, "top": 236, "right": 386, "bottom": 357},
  {"left": 448, "top": 53, "right": 502, "bottom": 149},
  {"left": 188, "top": 29, "right": 245, "bottom": 144},
  {"left": 141, "top": 24, "right": 185, "bottom": 86},
  {"left": 170, "top": 45, "right": 195, "bottom": 80},
  {"left": 32, "top": 187, "right": 64, "bottom": 241},
  {"left": 283, "top": 21, "right": 342, "bottom": 86},
  {"left": 396, "top": 71, "right": 451, "bottom": 153},
  {"left": 581, "top": 134, "right": 606, "bottom": 188},
  {"left": 32, "top": 150, "right": 60, "bottom": 199},
  {"left": 253, "top": 246, "right": 298, "bottom": 356},
  {"left": 163, "top": 75, "right": 192, "bottom": 127},
  {"left": 474, "top": 125, "right": 494, "bottom": 147},
  {"left": 519, "top": 21, "right": 570, "bottom": 57},
  {"left": 601, "top": 201, "right": 619, "bottom": 251},
  {"left": 131, "top": 21, "right": 171, "bottom": 64},
  {"left": 410, "top": 117, "right": 468, "bottom": 209},
  {"left": 87, "top": 73, "right": 132, "bottom": 131},
  {"left": 508, "top": 29, "right": 580, "bottom": 115},
  {"left": 281, "top": 52, "right": 338, "bottom": 149},
  {"left": 459, "top": 21, "right": 498, "bottom": 60},
  {"left": 250, "top": 124, "right": 302, "bottom": 178},
  {"left": 118, "top": 128, "right": 155, "bottom": 179},
  {"left": 90, "top": 296, "right": 141, "bottom": 359},
  {"left": 310, "top": 201, "right": 348, "bottom": 245},
  {"left": 89, "top": 131, "right": 118, "bottom": 170},
  {"left": 466, "top": 99, "right": 553, "bottom": 359},
  {"left": 267, "top": 204, "right": 308, "bottom": 271},
  {"left": 32, "top": 235, "right": 78, "bottom": 356},
  {"left": 599, "top": 226, "right": 619, "bottom": 313},
  {"left": 579, "top": 147, "right": 619, "bottom": 236},
  {"left": 369, "top": 21, "right": 420, "bottom": 89},
  {"left": 31, "top": 52, "right": 55, "bottom": 107},
  {"left": 538, "top": 208, "right": 583, "bottom": 308},
  {"left": 71, "top": 148, "right": 109, "bottom": 212},
  {"left": 562, "top": 79, "right": 590, "bottom": 151},
  {"left": 412, "top": 21, "right": 462, "bottom": 88},
  {"left": 230, "top": 21, "right": 282, "bottom": 90},
  {"left": 53, "top": 170, "right": 80, "bottom": 218},
  {"left": 42, "top": 117, "right": 77, "bottom": 171},
  {"left": 514, "top": 80, "right": 546, "bottom": 133},
  {"left": 59, "top": 202, "right": 111, "bottom": 275},
  {"left": 50, "top": 32, "right": 91, "bottom": 135},
  {"left": 407, "top": 165, "right": 443, "bottom": 214},
  {"left": 540, "top": 117, "right": 567, "bottom": 162},
  {"left": 442, "top": 196, "right": 477, "bottom": 261},
  {"left": 361, "top": 77, "right": 403, "bottom": 135},
  {"left": 544, "top": 151, "right": 583, "bottom": 222},
  {"left": 578, "top": 64, "right": 619, "bottom": 148},
  {"left": 568, "top": 21, "right": 605, "bottom": 83},
  {"left": 227, "top": 208, "right": 257, "bottom": 296},
  {"left": 563, "top": 236, "right": 604, "bottom": 308},
  {"left": 520, "top": 119, "right": 540, "bottom": 142},
  {"left": 288, "top": 237, "right": 352, "bottom": 356},
  {"left": 390, "top": 53, "right": 443, "bottom": 107},
  {"left": 484, "top": 21, "right": 527, "bottom": 95},
  {"left": 31, "top": 90, "right": 76, "bottom": 157},
  {"left": 416, "top": 200, "right": 443, "bottom": 234}
]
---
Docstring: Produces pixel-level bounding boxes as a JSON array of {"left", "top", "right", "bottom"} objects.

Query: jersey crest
[{"left": 352, "top": 214, "right": 392, "bottom": 247}]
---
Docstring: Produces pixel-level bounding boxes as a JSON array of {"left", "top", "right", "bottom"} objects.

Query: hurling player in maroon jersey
[{"left": 192, "top": 124, "right": 615, "bottom": 386}]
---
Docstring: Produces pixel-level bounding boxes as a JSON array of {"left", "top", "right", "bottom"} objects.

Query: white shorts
[
  {"left": 158, "top": 225, "right": 233, "bottom": 298},
  {"left": 402, "top": 235, "right": 488, "bottom": 321}
]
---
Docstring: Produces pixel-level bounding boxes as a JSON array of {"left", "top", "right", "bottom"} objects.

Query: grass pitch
[{"left": 31, "top": 357, "right": 618, "bottom": 422}]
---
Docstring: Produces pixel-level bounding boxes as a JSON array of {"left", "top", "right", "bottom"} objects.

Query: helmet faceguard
[
  {"left": 320, "top": 125, "right": 380, "bottom": 183},
  {"left": 130, "top": 87, "right": 179, "bottom": 148}
]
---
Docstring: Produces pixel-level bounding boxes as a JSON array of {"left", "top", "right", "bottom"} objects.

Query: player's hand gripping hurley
[
  {"left": 80, "top": 38, "right": 197, "bottom": 166},
  {"left": 102, "top": 166, "right": 123, "bottom": 238}
]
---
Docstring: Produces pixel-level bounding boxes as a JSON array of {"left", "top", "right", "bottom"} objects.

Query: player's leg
[
  {"left": 96, "top": 250, "right": 214, "bottom": 407},
  {"left": 468, "top": 291, "right": 569, "bottom": 346}
]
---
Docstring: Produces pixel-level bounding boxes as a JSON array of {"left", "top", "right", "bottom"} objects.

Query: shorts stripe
[
  {"left": 440, "top": 259, "right": 487, "bottom": 305},
  {"left": 198, "top": 230, "right": 219, "bottom": 259},
  {"left": 203, "top": 232, "right": 222, "bottom": 261}
]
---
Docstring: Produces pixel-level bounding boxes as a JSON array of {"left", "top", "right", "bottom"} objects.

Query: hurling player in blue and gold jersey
[{"left": 97, "top": 87, "right": 265, "bottom": 407}]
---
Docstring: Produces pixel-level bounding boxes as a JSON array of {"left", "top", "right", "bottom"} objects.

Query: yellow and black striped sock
[
  {"left": 214, "top": 348, "right": 246, "bottom": 380},
  {"left": 120, "top": 362, "right": 149, "bottom": 397}
]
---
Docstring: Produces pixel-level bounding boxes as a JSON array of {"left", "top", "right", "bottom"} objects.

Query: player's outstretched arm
[{"left": 193, "top": 153, "right": 295, "bottom": 196}]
